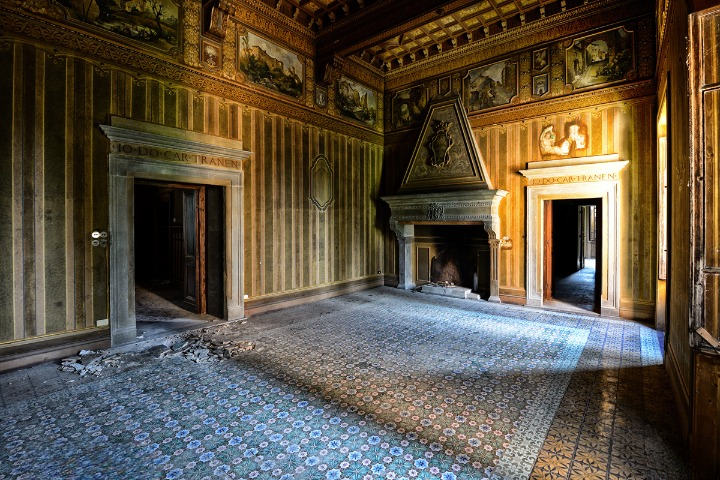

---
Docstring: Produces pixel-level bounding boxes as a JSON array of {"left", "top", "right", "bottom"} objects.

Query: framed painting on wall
[
  {"left": 238, "top": 29, "right": 304, "bottom": 100},
  {"left": 533, "top": 47, "right": 548, "bottom": 71},
  {"left": 392, "top": 86, "right": 427, "bottom": 129},
  {"left": 315, "top": 85, "right": 328, "bottom": 108},
  {"left": 337, "top": 76, "right": 377, "bottom": 127},
  {"left": 53, "top": 0, "right": 180, "bottom": 52},
  {"left": 565, "top": 26, "right": 635, "bottom": 90},
  {"left": 201, "top": 38, "right": 221, "bottom": 69},
  {"left": 463, "top": 60, "right": 518, "bottom": 113},
  {"left": 533, "top": 74, "right": 548, "bottom": 96}
]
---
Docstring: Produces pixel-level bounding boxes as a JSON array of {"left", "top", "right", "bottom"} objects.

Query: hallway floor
[
  {"left": 546, "top": 259, "right": 597, "bottom": 314},
  {"left": 0, "top": 288, "right": 688, "bottom": 479}
]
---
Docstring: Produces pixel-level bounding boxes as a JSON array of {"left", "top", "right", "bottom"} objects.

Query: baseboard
[
  {"left": 499, "top": 294, "right": 526, "bottom": 305},
  {"left": 0, "top": 329, "right": 111, "bottom": 373},
  {"left": 383, "top": 274, "right": 399, "bottom": 288},
  {"left": 245, "top": 275, "right": 385, "bottom": 316},
  {"left": 665, "top": 342, "right": 692, "bottom": 445},
  {"left": 619, "top": 299, "right": 655, "bottom": 321},
  {"left": 500, "top": 287, "right": 526, "bottom": 305}
]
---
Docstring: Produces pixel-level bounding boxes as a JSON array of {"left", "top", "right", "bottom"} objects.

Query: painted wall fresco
[
  {"left": 238, "top": 30, "right": 304, "bottom": 99},
  {"left": 464, "top": 60, "right": 518, "bottom": 112},
  {"left": 55, "top": 0, "right": 179, "bottom": 50},
  {"left": 337, "top": 76, "right": 377, "bottom": 126},
  {"left": 386, "top": 19, "right": 652, "bottom": 134},
  {"left": 565, "top": 27, "right": 634, "bottom": 90},
  {"left": 538, "top": 118, "right": 589, "bottom": 158},
  {"left": 392, "top": 86, "right": 427, "bottom": 129}
]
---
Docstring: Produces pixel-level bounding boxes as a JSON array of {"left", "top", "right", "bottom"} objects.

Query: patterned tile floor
[{"left": 0, "top": 288, "right": 688, "bottom": 479}]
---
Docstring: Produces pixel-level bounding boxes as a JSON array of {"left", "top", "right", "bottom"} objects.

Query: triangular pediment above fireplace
[{"left": 399, "top": 95, "right": 493, "bottom": 193}]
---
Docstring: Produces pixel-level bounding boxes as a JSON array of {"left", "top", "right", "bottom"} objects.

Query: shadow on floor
[{"left": 547, "top": 258, "right": 597, "bottom": 313}]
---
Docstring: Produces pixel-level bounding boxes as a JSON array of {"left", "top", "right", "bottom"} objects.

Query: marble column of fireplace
[{"left": 382, "top": 189, "right": 509, "bottom": 302}]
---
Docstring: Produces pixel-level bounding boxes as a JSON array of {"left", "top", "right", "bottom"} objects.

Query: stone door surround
[
  {"left": 101, "top": 117, "right": 251, "bottom": 346},
  {"left": 520, "top": 154, "right": 629, "bottom": 316}
]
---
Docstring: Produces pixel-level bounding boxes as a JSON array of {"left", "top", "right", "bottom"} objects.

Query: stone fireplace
[
  {"left": 382, "top": 190, "right": 507, "bottom": 301},
  {"left": 382, "top": 95, "right": 509, "bottom": 302}
]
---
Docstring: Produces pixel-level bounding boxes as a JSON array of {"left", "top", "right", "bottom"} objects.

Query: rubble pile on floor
[
  {"left": 59, "top": 322, "right": 254, "bottom": 375},
  {"left": 59, "top": 350, "right": 124, "bottom": 377},
  {"left": 159, "top": 323, "right": 255, "bottom": 362}
]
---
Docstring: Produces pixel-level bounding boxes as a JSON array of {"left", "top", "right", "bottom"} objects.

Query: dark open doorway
[
  {"left": 544, "top": 198, "right": 602, "bottom": 313},
  {"left": 134, "top": 181, "right": 225, "bottom": 321}
]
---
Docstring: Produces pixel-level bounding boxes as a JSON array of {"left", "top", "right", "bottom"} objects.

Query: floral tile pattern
[{"left": 0, "top": 288, "right": 689, "bottom": 479}]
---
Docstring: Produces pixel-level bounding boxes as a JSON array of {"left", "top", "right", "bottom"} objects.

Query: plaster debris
[
  {"left": 59, "top": 322, "right": 254, "bottom": 376},
  {"left": 160, "top": 324, "right": 255, "bottom": 362}
]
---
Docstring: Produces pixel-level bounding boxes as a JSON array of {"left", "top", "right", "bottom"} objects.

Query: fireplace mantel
[{"left": 382, "top": 189, "right": 508, "bottom": 302}]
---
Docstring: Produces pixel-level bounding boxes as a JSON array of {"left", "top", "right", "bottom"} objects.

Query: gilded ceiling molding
[
  {"left": 232, "top": 0, "right": 314, "bottom": 57},
  {"left": 318, "top": 0, "right": 476, "bottom": 51},
  {"left": 468, "top": 80, "right": 655, "bottom": 129},
  {"left": 655, "top": 0, "right": 671, "bottom": 59},
  {"left": 0, "top": 10, "right": 382, "bottom": 145},
  {"left": 344, "top": 56, "right": 384, "bottom": 91},
  {"left": 654, "top": 0, "right": 676, "bottom": 82},
  {"left": 221, "top": 22, "right": 238, "bottom": 80},
  {"left": 323, "top": 56, "right": 345, "bottom": 84},
  {"left": 384, "top": 0, "right": 649, "bottom": 89}
]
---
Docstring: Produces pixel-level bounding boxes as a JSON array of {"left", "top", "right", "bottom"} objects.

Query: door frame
[
  {"left": 521, "top": 157, "right": 628, "bottom": 317},
  {"left": 102, "top": 117, "right": 250, "bottom": 346},
  {"left": 544, "top": 198, "right": 602, "bottom": 312}
]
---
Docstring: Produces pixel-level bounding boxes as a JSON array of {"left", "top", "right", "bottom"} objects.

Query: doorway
[
  {"left": 543, "top": 198, "right": 602, "bottom": 313},
  {"left": 134, "top": 181, "right": 225, "bottom": 320}
]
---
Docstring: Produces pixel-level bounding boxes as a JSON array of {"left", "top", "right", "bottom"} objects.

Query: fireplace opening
[{"left": 415, "top": 224, "right": 490, "bottom": 298}]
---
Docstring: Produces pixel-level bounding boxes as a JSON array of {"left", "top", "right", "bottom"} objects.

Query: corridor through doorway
[
  {"left": 134, "top": 181, "right": 226, "bottom": 330},
  {"left": 544, "top": 198, "right": 601, "bottom": 313}
]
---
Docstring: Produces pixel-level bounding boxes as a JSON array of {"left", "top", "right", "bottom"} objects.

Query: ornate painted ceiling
[{"left": 249, "top": 0, "right": 605, "bottom": 72}]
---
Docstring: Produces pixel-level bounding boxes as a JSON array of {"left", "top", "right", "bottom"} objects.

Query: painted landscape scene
[
  {"left": 337, "top": 76, "right": 377, "bottom": 127},
  {"left": 55, "top": 0, "right": 179, "bottom": 50},
  {"left": 238, "top": 31, "right": 304, "bottom": 99},
  {"left": 566, "top": 27, "right": 634, "bottom": 89},
  {"left": 464, "top": 60, "right": 517, "bottom": 112}
]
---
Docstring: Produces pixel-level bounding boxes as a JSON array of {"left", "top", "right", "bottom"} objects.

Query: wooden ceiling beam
[{"left": 315, "top": 0, "right": 481, "bottom": 59}]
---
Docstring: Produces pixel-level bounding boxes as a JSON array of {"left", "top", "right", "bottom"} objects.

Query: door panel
[
  {"left": 183, "top": 189, "right": 198, "bottom": 310},
  {"left": 206, "top": 186, "right": 225, "bottom": 318},
  {"left": 544, "top": 200, "right": 553, "bottom": 300}
]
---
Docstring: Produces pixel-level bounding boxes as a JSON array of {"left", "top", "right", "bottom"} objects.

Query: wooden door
[
  {"left": 181, "top": 187, "right": 206, "bottom": 313},
  {"left": 577, "top": 206, "right": 585, "bottom": 270},
  {"left": 544, "top": 200, "right": 553, "bottom": 300},
  {"left": 594, "top": 200, "right": 602, "bottom": 312}
]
